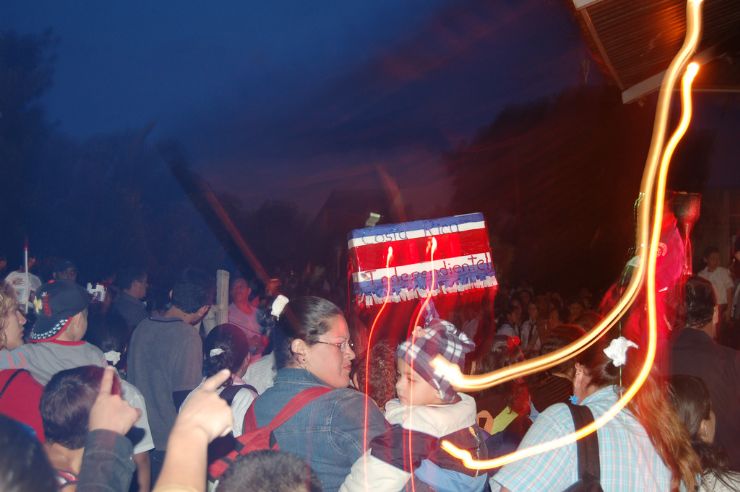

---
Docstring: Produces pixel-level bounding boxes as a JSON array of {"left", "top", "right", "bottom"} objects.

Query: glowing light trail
[
  {"left": 405, "top": 236, "right": 438, "bottom": 492},
  {"left": 362, "top": 246, "right": 393, "bottom": 491},
  {"left": 431, "top": 0, "right": 704, "bottom": 392},
  {"left": 435, "top": 0, "right": 703, "bottom": 470}
]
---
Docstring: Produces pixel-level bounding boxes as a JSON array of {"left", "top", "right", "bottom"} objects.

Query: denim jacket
[{"left": 252, "top": 368, "right": 388, "bottom": 492}]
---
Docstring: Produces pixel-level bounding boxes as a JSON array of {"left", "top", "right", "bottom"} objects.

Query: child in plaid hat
[{"left": 341, "top": 318, "right": 489, "bottom": 492}]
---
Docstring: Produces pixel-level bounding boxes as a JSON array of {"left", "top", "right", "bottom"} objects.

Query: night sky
[
  {"left": 2, "top": 0, "right": 589, "bottom": 214},
  {"left": 3, "top": 0, "right": 737, "bottom": 289}
]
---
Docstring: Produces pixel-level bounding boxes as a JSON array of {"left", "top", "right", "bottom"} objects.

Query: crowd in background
[{"left": 0, "top": 243, "right": 739, "bottom": 491}]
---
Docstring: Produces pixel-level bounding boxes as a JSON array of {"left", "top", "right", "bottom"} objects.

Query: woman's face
[
  {"left": 1, "top": 308, "right": 26, "bottom": 350},
  {"left": 699, "top": 409, "right": 717, "bottom": 444},
  {"left": 304, "top": 315, "right": 355, "bottom": 388}
]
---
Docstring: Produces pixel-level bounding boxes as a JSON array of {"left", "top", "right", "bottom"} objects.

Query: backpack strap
[
  {"left": 566, "top": 402, "right": 600, "bottom": 483},
  {"left": 219, "top": 384, "right": 257, "bottom": 406},
  {"left": 262, "top": 386, "right": 332, "bottom": 431},
  {"left": 211, "top": 386, "right": 332, "bottom": 480},
  {"left": 0, "top": 370, "right": 27, "bottom": 398}
]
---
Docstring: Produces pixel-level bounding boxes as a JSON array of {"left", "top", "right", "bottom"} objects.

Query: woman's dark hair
[
  {"left": 684, "top": 276, "right": 716, "bottom": 329},
  {"left": 539, "top": 324, "right": 586, "bottom": 377},
  {"left": 85, "top": 310, "right": 129, "bottom": 365},
  {"left": 272, "top": 296, "right": 343, "bottom": 369},
  {"left": 40, "top": 365, "right": 120, "bottom": 449},
  {"left": 668, "top": 375, "right": 732, "bottom": 485},
  {"left": 577, "top": 328, "right": 700, "bottom": 489},
  {"left": 478, "top": 335, "right": 529, "bottom": 415},
  {"left": 0, "top": 415, "right": 57, "bottom": 492},
  {"left": 204, "top": 323, "right": 251, "bottom": 378},
  {"left": 353, "top": 341, "right": 397, "bottom": 410}
]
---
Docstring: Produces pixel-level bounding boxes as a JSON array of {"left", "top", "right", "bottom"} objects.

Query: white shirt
[
  {"left": 699, "top": 267, "right": 734, "bottom": 305},
  {"left": 120, "top": 379, "right": 155, "bottom": 454},
  {"left": 243, "top": 352, "right": 276, "bottom": 395}
]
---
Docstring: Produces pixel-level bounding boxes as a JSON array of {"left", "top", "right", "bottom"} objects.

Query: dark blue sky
[{"left": 2, "top": 0, "right": 594, "bottom": 213}]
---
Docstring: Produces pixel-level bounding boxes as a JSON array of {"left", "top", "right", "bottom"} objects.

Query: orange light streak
[
  {"left": 406, "top": 236, "right": 437, "bottom": 492},
  {"left": 362, "top": 246, "right": 393, "bottom": 492},
  {"left": 436, "top": 0, "right": 703, "bottom": 470},
  {"left": 431, "top": 0, "right": 704, "bottom": 392}
]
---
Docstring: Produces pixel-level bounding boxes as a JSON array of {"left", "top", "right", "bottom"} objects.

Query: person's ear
[
  {"left": 698, "top": 418, "right": 711, "bottom": 442},
  {"left": 291, "top": 338, "right": 307, "bottom": 355}
]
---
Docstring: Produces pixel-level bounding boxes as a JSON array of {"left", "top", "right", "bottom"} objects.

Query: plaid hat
[
  {"left": 397, "top": 319, "right": 474, "bottom": 403},
  {"left": 30, "top": 281, "right": 89, "bottom": 342}
]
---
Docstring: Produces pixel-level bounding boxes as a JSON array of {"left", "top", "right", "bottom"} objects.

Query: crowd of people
[{"left": 0, "top": 244, "right": 738, "bottom": 491}]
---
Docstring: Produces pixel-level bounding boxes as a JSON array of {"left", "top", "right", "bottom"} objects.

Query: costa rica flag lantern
[{"left": 348, "top": 213, "right": 497, "bottom": 311}]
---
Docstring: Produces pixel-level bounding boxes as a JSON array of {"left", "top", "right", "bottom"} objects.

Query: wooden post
[
  {"left": 203, "top": 269, "right": 229, "bottom": 335},
  {"left": 216, "top": 269, "right": 230, "bottom": 325}
]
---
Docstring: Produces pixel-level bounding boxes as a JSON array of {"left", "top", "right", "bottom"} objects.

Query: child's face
[{"left": 396, "top": 358, "right": 444, "bottom": 406}]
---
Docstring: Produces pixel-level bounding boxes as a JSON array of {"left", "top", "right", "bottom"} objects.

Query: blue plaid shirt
[{"left": 490, "top": 385, "right": 673, "bottom": 491}]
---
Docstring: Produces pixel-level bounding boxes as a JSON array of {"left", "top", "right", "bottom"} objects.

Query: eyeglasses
[{"left": 314, "top": 339, "right": 355, "bottom": 352}]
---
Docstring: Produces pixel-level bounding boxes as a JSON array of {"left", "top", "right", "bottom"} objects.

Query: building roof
[{"left": 572, "top": 0, "right": 740, "bottom": 102}]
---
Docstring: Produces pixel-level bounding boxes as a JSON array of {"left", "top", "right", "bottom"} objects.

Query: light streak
[
  {"left": 362, "top": 246, "right": 393, "bottom": 492},
  {"left": 405, "top": 236, "right": 437, "bottom": 492},
  {"left": 436, "top": 0, "right": 703, "bottom": 469}
]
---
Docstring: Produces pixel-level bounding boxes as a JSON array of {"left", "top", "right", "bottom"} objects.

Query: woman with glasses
[{"left": 248, "top": 296, "right": 387, "bottom": 492}]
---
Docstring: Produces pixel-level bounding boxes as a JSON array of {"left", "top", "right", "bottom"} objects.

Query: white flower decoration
[
  {"left": 271, "top": 295, "right": 290, "bottom": 319},
  {"left": 104, "top": 350, "right": 121, "bottom": 366},
  {"left": 603, "top": 337, "right": 638, "bottom": 367}
]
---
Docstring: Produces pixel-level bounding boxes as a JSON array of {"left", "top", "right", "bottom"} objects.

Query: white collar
[{"left": 383, "top": 393, "right": 477, "bottom": 437}]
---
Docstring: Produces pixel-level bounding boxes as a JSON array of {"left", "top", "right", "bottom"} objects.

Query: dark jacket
[{"left": 77, "top": 430, "right": 135, "bottom": 492}]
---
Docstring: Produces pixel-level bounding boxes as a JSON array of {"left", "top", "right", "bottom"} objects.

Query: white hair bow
[
  {"left": 104, "top": 350, "right": 121, "bottom": 366},
  {"left": 209, "top": 348, "right": 225, "bottom": 358},
  {"left": 603, "top": 337, "right": 638, "bottom": 367},
  {"left": 271, "top": 295, "right": 289, "bottom": 319}
]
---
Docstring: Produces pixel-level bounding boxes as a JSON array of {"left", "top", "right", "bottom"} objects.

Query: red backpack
[{"left": 208, "top": 386, "right": 332, "bottom": 480}]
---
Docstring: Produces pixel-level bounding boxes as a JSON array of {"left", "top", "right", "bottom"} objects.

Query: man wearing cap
[
  {"left": 52, "top": 259, "right": 78, "bottom": 283},
  {"left": 0, "top": 280, "right": 106, "bottom": 384},
  {"left": 0, "top": 280, "right": 158, "bottom": 488}
]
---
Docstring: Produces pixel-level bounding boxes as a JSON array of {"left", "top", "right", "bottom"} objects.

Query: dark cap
[
  {"left": 53, "top": 259, "right": 77, "bottom": 274},
  {"left": 30, "top": 281, "right": 89, "bottom": 341}
]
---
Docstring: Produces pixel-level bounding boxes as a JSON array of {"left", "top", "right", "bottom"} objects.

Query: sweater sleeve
[
  {"left": 340, "top": 450, "right": 411, "bottom": 492},
  {"left": 340, "top": 425, "right": 437, "bottom": 492},
  {"left": 77, "top": 429, "right": 136, "bottom": 492}
]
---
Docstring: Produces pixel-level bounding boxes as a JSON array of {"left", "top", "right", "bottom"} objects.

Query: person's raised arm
[
  {"left": 78, "top": 366, "right": 141, "bottom": 492},
  {"left": 154, "top": 369, "right": 233, "bottom": 492}
]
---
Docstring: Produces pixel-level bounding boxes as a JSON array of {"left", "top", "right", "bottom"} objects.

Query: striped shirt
[{"left": 491, "top": 385, "right": 673, "bottom": 491}]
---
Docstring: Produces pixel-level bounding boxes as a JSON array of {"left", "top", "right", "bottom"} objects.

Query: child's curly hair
[{"left": 353, "top": 341, "right": 397, "bottom": 410}]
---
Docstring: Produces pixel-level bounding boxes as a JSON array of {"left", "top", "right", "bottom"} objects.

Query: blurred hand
[
  {"left": 174, "top": 369, "right": 233, "bottom": 443},
  {"left": 89, "top": 366, "right": 140, "bottom": 435}
]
